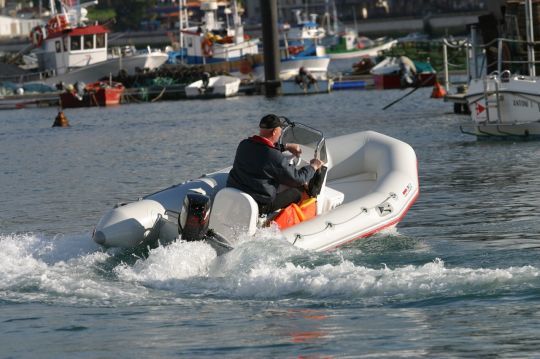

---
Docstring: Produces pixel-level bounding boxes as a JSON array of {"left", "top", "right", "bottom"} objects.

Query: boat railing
[
  {"left": 483, "top": 37, "right": 540, "bottom": 77},
  {"left": 0, "top": 68, "right": 57, "bottom": 84},
  {"left": 482, "top": 74, "right": 503, "bottom": 123},
  {"left": 442, "top": 35, "right": 540, "bottom": 91}
]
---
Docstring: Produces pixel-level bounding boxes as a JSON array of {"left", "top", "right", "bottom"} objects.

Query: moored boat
[
  {"left": 92, "top": 120, "right": 419, "bottom": 252},
  {"left": 60, "top": 81, "right": 124, "bottom": 108},
  {"left": 460, "top": 0, "right": 540, "bottom": 139},
  {"left": 22, "top": 0, "right": 168, "bottom": 86},
  {"left": 172, "top": 0, "right": 259, "bottom": 66},
  {"left": 370, "top": 56, "right": 436, "bottom": 89},
  {"left": 185, "top": 75, "right": 241, "bottom": 98}
]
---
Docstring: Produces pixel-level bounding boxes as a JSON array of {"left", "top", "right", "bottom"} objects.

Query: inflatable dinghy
[{"left": 93, "top": 121, "right": 419, "bottom": 252}]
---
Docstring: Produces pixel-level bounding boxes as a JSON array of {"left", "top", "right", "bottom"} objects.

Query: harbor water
[{"left": 2, "top": 89, "right": 540, "bottom": 358}]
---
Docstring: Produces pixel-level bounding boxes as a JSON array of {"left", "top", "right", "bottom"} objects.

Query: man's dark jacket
[{"left": 227, "top": 137, "right": 315, "bottom": 205}]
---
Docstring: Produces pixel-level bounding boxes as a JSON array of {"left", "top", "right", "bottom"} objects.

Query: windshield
[{"left": 279, "top": 122, "right": 327, "bottom": 162}]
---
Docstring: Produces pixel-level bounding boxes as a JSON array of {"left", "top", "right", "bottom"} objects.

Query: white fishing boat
[
  {"left": 174, "top": 0, "right": 259, "bottom": 65},
  {"left": 92, "top": 120, "right": 419, "bottom": 253},
  {"left": 22, "top": 0, "right": 168, "bottom": 85},
  {"left": 185, "top": 75, "right": 241, "bottom": 98},
  {"left": 287, "top": 11, "right": 327, "bottom": 42},
  {"left": 461, "top": 71, "right": 540, "bottom": 138},
  {"left": 460, "top": 0, "right": 540, "bottom": 139}
]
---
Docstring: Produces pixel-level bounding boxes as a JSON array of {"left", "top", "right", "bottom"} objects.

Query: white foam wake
[{"left": 2, "top": 232, "right": 539, "bottom": 306}]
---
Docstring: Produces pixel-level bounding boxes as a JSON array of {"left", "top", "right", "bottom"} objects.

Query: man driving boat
[{"left": 227, "top": 114, "right": 323, "bottom": 214}]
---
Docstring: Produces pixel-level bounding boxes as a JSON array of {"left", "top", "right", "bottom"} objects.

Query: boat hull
[
  {"left": 40, "top": 52, "right": 168, "bottom": 85},
  {"left": 60, "top": 81, "right": 124, "bottom": 108},
  {"left": 460, "top": 122, "right": 540, "bottom": 139},
  {"left": 462, "top": 75, "right": 540, "bottom": 139},
  {"left": 373, "top": 72, "right": 436, "bottom": 89},
  {"left": 281, "top": 79, "right": 333, "bottom": 95},
  {"left": 185, "top": 76, "right": 241, "bottom": 98}
]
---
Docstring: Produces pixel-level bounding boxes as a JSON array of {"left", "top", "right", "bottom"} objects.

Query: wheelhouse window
[
  {"left": 96, "top": 33, "right": 105, "bottom": 48},
  {"left": 83, "top": 34, "right": 94, "bottom": 49},
  {"left": 55, "top": 40, "right": 61, "bottom": 53},
  {"left": 70, "top": 36, "right": 81, "bottom": 51}
]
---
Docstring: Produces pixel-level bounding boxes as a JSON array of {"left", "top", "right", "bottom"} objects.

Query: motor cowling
[{"left": 179, "top": 193, "right": 211, "bottom": 241}]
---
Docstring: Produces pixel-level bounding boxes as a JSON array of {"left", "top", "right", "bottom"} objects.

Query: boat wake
[{"left": 1, "top": 231, "right": 539, "bottom": 307}]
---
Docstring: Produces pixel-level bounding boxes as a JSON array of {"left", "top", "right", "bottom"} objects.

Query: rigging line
[{"left": 294, "top": 191, "right": 398, "bottom": 240}]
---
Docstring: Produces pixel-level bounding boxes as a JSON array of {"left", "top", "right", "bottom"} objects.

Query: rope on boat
[
  {"left": 150, "top": 87, "right": 167, "bottom": 102},
  {"left": 292, "top": 192, "right": 398, "bottom": 245}
]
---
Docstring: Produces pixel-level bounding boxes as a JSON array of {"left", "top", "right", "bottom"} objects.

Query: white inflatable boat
[{"left": 92, "top": 122, "right": 419, "bottom": 252}]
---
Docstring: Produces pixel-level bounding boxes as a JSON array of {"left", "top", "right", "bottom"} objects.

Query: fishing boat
[
  {"left": 253, "top": 14, "right": 332, "bottom": 94},
  {"left": 173, "top": 0, "right": 259, "bottom": 66},
  {"left": 460, "top": 0, "right": 540, "bottom": 139},
  {"left": 185, "top": 75, "right": 241, "bottom": 98},
  {"left": 92, "top": 120, "right": 419, "bottom": 252},
  {"left": 22, "top": 0, "right": 168, "bottom": 86},
  {"left": 59, "top": 80, "right": 124, "bottom": 108},
  {"left": 461, "top": 72, "right": 540, "bottom": 138},
  {"left": 282, "top": 10, "right": 327, "bottom": 57}
]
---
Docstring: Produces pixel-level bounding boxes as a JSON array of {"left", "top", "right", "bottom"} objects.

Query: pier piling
[{"left": 260, "top": 0, "right": 281, "bottom": 97}]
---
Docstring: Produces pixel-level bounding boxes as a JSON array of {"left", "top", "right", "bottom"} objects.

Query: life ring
[
  {"left": 202, "top": 38, "right": 213, "bottom": 57},
  {"left": 30, "top": 26, "right": 44, "bottom": 47}
]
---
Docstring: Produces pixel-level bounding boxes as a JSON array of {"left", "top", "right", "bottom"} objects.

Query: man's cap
[{"left": 259, "top": 114, "right": 285, "bottom": 129}]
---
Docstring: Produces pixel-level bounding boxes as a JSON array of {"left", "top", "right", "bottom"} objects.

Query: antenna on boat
[
  {"left": 49, "top": 0, "right": 57, "bottom": 16},
  {"left": 231, "top": 0, "right": 243, "bottom": 44},
  {"left": 525, "top": 0, "right": 536, "bottom": 77}
]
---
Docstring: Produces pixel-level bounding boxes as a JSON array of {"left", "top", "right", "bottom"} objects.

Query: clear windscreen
[{"left": 279, "top": 123, "right": 327, "bottom": 162}]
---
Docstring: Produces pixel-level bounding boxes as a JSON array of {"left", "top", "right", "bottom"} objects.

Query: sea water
[{"left": 1, "top": 89, "right": 540, "bottom": 358}]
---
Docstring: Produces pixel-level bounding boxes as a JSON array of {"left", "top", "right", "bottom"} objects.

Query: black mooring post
[{"left": 260, "top": 0, "right": 281, "bottom": 97}]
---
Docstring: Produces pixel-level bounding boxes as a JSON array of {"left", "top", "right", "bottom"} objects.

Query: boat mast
[
  {"left": 332, "top": 0, "right": 338, "bottom": 35},
  {"left": 232, "top": 0, "right": 243, "bottom": 44},
  {"left": 49, "top": 0, "right": 57, "bottom": 16},
  {"left": 178, "top": 0, "right": 184, "bottom": 63},
  {"left": 525, "top": 0, "right": 536, "bottom": 76}
]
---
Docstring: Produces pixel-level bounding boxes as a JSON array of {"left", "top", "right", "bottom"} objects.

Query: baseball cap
[{"left": 259, "top": 114, "right": 285, "bottom": 129}]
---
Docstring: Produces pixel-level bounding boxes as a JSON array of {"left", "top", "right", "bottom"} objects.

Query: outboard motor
[{"left": 179, "top": 193, "right": 211, "bottom": 241}]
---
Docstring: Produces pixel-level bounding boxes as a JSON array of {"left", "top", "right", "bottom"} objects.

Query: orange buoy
[
  {"left": 52, "top": 111, "right": 70, "bottom": 127},
  {"left": 431, "top": 80, "right": 447, "bottom": 99}
]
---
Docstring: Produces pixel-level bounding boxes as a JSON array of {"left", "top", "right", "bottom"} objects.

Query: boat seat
[
  {"left": 209, "top": 187, "right": 259, "bottom": 240},
  {"left": 317, "top": 185, "right": 345, "bottom": 214}
]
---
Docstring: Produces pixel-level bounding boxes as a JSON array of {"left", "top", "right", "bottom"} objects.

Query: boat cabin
[{"left": 37, "top": 24, "right": 109, "bottom": 76}]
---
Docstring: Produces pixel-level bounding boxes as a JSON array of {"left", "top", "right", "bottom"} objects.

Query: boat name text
[{"left": 513, "top": 99, "right": 529, "bottom": 107}]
